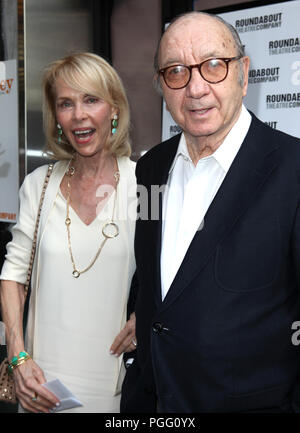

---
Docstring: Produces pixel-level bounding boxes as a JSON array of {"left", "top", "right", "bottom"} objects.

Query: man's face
[{"left": 158, "top": 15, "right": 250, "bottom": 145}]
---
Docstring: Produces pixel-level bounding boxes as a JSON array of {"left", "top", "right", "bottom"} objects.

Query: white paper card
[{"left": 42, "top": 379, "right": 83, "bottom": 412}]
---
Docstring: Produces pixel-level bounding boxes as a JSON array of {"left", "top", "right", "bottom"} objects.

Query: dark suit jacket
[{"left": 121, "top": 112, "right": 300, "bottom": 413}]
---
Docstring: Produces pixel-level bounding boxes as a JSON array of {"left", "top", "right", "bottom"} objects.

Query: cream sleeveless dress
[{"left": 1, "top": 157, "right": 136, "bottom": 413}]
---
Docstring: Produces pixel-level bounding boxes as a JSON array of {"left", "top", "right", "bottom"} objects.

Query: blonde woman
[{"left": 0, "top": 53, "right": 137, "bottom": 413}]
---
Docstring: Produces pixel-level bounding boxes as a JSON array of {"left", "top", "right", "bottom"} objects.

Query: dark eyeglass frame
[{"left": 159, "top": 56, "right": 243, "bottom": 89}]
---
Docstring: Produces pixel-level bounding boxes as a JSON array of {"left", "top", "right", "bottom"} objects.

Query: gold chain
[{"left": 65, "top": 162, "right": 120, "bottom": 278}]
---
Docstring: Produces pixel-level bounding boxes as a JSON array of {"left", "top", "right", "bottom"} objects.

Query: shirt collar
[
  {"left": 212, "top": 104, "right": 251, "bottom": 172},
  {"left": 169, "top": 104, "right": 252, "bottom": 175},
  {"left": 168, "top": 133, "right": 191, "bottom": 174}
]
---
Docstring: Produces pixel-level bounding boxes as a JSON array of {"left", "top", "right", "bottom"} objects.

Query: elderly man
[{"left": 121, "top": 11, "right": 300, "bottom": 412}]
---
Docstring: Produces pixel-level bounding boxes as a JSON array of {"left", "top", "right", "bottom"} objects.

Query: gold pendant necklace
[{"left": 65, "top": 161, "right": 120, "bottom": 278}]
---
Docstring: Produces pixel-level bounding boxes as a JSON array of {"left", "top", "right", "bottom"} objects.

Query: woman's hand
[
  {"left": 110, "top": 312, "right": 136, "bottom": 356},
  {"left": 13, "top": 358, "right": 60, "bottom": 413}
]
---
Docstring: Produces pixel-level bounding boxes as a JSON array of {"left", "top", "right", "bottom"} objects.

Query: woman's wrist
[
  {"left": 8, "top": 350, "right": 31, "bottom": 373},
  {"left": 7, "top": 335, "right": 26, "bottom": 360}
]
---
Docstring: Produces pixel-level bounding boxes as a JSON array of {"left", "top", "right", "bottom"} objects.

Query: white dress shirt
[{"left": 160, "top": 105, "right": 252, "bottom": 300}]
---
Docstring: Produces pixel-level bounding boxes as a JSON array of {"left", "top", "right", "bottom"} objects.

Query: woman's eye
[
  {"left": 58, "top": 101, "right": 71, "bottom": 108},
  {"left": 86, "top": 97, "right": 98, "bottom": 104}
]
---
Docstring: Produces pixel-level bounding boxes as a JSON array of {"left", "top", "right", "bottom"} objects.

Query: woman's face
[{"left": 55, "top": 77, "right": 117, "bottom": 158}]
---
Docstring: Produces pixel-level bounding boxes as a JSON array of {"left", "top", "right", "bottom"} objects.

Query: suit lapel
[
  {"left": 159, "top": 116, "right": 279, "bottom": 312},
  {"left": 146, "top": 134, "right": 181, "bottom": 306}
]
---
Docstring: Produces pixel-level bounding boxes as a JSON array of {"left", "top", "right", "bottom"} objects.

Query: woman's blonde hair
[{"left": 42, "top": 52, "right": 131, "bottom": 160}]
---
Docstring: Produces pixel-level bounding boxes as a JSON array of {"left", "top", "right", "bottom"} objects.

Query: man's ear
[
  {"left": 242, "top": 56, "right": 250, "bottom": 97},
  {"left": 153, "top": 73, "right": 163, "bottom": 96}
]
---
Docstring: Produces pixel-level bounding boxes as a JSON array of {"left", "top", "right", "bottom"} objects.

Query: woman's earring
[
  {"left": 57, "top": 123, "right": 63, "bottom": 143},
  {"left": 111, "top": 114, "right": 118, "bottom": 135}
]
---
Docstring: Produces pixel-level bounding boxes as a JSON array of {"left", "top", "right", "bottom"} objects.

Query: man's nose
[{"left": 186, "top": 67, "right": 210, "bottom": 97}]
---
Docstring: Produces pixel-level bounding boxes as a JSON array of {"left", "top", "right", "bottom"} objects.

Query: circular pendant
[
  {"left": 72, "top": 270, "right": 80, "bottom": 278},
  {"left": 102, "top": 222, "right": 119, "bottom": 239}
]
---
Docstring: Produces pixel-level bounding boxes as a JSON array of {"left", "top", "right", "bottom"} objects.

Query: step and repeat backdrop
[
  {"left": 162, "top": 0, "right": 300, "bottom": 141},
  {"left": 0, "top": 0, "right": 19, "bottom": 224},
  {"left": 0, "top": 59, "right": 19, "bottom": 223}
]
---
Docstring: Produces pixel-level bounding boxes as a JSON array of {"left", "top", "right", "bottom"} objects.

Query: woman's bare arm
[{"left": 0, "top": 280, "right": 60, "bottom": 412}]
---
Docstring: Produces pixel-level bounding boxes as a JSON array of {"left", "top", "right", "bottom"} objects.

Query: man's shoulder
[
  {"left": 137, "top": 134, "right": 181, "bottom": 167},
  {"left": 249, "top": 112, "right": 300, "bottom": 154}
]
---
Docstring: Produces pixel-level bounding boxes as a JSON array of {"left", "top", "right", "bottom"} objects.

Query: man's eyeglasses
[{"left": 158, "top": 56, "right": 243, "bottom": 89}]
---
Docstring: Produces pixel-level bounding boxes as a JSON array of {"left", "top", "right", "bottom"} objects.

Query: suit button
[{"left": 152, "top": 322, "right": 163, "bottom": 333}]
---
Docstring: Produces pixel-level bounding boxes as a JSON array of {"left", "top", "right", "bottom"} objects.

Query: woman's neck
[{"left": 72, "top": 151, "right": 117, "bottom": 180}]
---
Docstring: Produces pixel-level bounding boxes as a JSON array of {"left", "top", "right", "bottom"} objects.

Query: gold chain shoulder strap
[{"left": 24, "top": 163, "right": 54, "bottom": 297}]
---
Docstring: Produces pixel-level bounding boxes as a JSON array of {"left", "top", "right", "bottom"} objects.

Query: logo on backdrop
[
  {"left": 0, "top": 61, "right": 14, "bottom": 95},
  {"left": 169, "top": 125, "right": 182, "bottom": 137},
  {"left": 248, "top": 67, "right": 280, "bottom": 84},
  {"left": 269, "top": 37, "right": 300, "bottom": 55},
  {"left": 0, "top": 78, "right": 14, "bottom": 95},
  {"left": 264, "top": 121, "right": 278, "bottom": 129},
  {"left": 235, "top": 12, "right": 282, "bottom": 33},
  {"left": 266, "top": 92, "right": 300, "bottom": 109}
]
